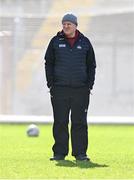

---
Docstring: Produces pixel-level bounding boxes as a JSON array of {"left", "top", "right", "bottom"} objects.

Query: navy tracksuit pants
[{"left": 50, "top": 86, "right": 90, "bottom": 157}]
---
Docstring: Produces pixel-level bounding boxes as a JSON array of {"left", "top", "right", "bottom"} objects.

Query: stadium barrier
[{"left": 0, "top": 115, "right": 134, "bottom": 124}]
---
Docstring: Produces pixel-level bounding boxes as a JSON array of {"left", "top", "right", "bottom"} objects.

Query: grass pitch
[{"left": 0, "top": 124, "right": 134, "bottom": 179}]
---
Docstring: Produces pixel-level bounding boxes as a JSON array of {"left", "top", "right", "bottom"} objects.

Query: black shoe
[
  {"left": 75, "top": 155, "right": 90, "bottom": 161},
  {"left": 50, "top": 155, "right": 65, "bottom": 161}
]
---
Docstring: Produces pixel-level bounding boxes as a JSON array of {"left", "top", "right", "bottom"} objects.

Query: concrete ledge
[{"left": 0, "top": 115, "right": 134, "bottom": 124}]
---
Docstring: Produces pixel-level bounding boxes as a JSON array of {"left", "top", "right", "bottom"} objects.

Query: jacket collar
[{"left": 56, "top": 30, "right": 84, "bottom": 39}]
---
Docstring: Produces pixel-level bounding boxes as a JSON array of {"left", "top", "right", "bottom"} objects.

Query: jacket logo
[
  {"left": 59, "top": 44, "right": 66, "bottom": 48},
  {"left": 77, "top": 45, "right": 82, "bottom": 49},
  {"left": 59, "top": 38, "right": 64, "bottom": 40}
]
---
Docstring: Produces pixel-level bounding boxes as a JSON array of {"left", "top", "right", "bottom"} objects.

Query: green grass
[{"left": 0, "top": 124, "right": 134, "bottom": 179}]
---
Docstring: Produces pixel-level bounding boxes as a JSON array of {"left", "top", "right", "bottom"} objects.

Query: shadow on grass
[{"left": 56, "top": 160, "right": 108, "bottom": 169}]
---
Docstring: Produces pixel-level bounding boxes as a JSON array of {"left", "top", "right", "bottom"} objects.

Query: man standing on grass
[{"left": 45, "top": 14, "right": 96, "bottom": 161}]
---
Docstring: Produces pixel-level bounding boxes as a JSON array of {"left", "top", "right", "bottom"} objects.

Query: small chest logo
[
  {"left": 59, "top": 38, "right": 64, "bottom": 41},
  {"left": 77, "top": 45, "right": 82, "bottom": 49},
  {"left": 59, "top": 44, "right": 66, "bottom": 48}
]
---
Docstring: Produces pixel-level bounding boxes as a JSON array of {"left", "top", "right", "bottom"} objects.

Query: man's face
[{"left": 62, "top": 21, "right": 77, "bottom": 37}]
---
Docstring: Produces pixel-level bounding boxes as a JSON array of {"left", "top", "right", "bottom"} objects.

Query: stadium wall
[{"left": 0, "top": 115, "right": 134, "bottom": 124}]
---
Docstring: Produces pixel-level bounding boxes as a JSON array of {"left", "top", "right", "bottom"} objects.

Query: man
[{"left": 45, "top": 14, "right": 96, "bottom": 161}]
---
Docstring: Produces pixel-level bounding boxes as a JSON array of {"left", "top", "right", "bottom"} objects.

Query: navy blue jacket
[{"left": 45, "top": 31, "right": 96, "bottom": 89}]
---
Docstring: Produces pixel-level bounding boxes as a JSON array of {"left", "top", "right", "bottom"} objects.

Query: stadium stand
[{"left": 0, "top": 0, "right": 134, "bottom": 123}]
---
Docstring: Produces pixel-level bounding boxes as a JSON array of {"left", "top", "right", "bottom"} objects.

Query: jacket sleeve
[
  {"left": 86, "top": 41, "right": 96, "bottom": 90},
  {"left": 44, "top": 38, "right": 55, "bottom": 88}
]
